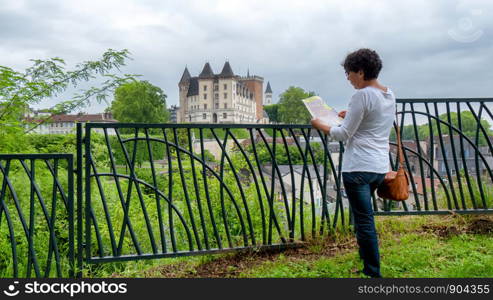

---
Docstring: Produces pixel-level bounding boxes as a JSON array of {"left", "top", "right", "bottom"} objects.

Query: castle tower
[
  {"left": 219, "top": 61, "right": 235, "bottom": 77},
  {"left": 264, "top": 81, "right": 273, "bottom": 105},
  {"left": 178, "top": 67, "right": 191, "bottom": 122},
  {"left": 241, "top": 72, "right": 264, "bottom": 122},
  {"left": 199, "top": 62, "right": 214, "bottom": 78}
]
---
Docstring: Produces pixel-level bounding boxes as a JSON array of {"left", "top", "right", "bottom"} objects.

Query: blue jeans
[{"left": 342, "top": 171, "right": 385, "bottom": 278}]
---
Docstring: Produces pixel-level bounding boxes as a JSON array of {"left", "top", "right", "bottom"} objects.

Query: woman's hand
[
  {"left": 310, "top": 118, "right": 331, "bottom": 135},
  {"left": 338, "top": 110, "right": 347, "bottom": 119}
]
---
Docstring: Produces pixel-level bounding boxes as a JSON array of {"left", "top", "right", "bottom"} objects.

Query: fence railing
[
  {"left": 380, "top": 98, "right": 493, "bottom": 215},
  {"left": 79, "top": 98, "right": 493, "bottom": 264},
  {"left": 1, "top": 98, "right": 492, "bottom": 277},
  {"left": 0, "top": 154, "right": 74, "bottom": 277},
  {"left": 80, "top": 123, "right": 335, "bottom": 263}
]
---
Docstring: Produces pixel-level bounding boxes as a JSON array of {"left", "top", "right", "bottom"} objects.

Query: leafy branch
[{"left": 0, "top": 49, "right": 138, "bottom": 133}]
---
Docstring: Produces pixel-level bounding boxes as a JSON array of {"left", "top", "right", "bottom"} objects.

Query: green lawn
[
  {"left": 241, "top": 231, "right": 492, "bottom": 278},
  {"left": 108, "top": 214, "right": 493, "bottom": 278}
]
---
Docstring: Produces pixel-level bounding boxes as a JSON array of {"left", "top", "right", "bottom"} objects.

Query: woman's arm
[
  {"left": 329, "top": 92, "right": 366, "bottom": 142},
  {"left": 311, "top": 110, "right": 347, "bottom": 134},
  {"left": 311, "top": 118, "right": 331, "bottom": 135}
]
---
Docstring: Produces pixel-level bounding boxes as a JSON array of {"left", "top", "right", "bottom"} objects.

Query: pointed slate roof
[
  {"left": 219, "top": 61, "right": 235, "bottom": 77},
  {"left": 179, "top": 67, "right": 191, "bottom": 85},
  {"left": 186, "top": 77, "right": 199, "bottom": 97},
  {"left": 265, "top": 81, "right": 272, "bottom": 93},
  {"left": 199, "top": 62, "right": 214, "bottom": 78}
]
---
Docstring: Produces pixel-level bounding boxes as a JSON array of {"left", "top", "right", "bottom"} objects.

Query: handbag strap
[{"left": 395, "top": 108, "right": 405, "bottom": 168}]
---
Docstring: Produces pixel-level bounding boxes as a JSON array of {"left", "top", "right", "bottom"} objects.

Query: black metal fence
[
  {"left": 1, "top": 98, "right": 492, "bottom": 277},
  {"left": 80, "top": 124, "right": 336, "bottom": 263},
  {"left": 0, "top": 154, "right": 74, "bottom": 277},
  {"left": 380, "top": 98, "right": 493, "bottom": 215},
  {"left": 79, "top": 98, "right": 493, "bottom": 265}
]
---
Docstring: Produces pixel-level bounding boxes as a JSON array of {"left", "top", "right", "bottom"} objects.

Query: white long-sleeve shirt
[{"left": 329, "top": 86, "right": 396, "bottom": 173}]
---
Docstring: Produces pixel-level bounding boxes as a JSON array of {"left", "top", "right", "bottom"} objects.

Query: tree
[
  {"left": 390, "top": 111, "right": 492, "bottom": 146},
  {"left": 0, "top": 49, "right": 135, "bottom": 152},
  {"left": 263, "top": 104, "right": 279, "bottom": 123},
  {"left": 435, "top": 111, "right": 492, "bottom": 146},
  {"left": 110, "top": 80, "right": 169, "bottom": 123},
  {"left": 277, "top": 86, "right": 314, "bottom": 124}
]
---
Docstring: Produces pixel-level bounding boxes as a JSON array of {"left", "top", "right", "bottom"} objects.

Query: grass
[{"left": 111, "top": 214, "right": 493, "bottom": 278}]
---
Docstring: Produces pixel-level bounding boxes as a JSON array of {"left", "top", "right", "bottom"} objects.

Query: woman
[{"left": 311, "top": 48, "right": 395, "bottom": 278}]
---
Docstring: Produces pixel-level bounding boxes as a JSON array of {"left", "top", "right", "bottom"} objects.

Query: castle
[{"left": 177, "top": 62, "right": 272, "bottom": 124}]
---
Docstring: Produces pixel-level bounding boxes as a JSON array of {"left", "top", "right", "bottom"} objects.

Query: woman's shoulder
[{"left": 360, "top": 86, "right": 395, "bottom": 100}]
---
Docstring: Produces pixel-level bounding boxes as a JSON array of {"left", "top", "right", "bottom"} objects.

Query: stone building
[
  {"left": 177, "top": 62, "right": 270, "bottom": 124},
  {"left": 168, "top": 105, "right": 179, "bottom": 123},
  {"left": 24, "top": 111, "right": 117, "bottom": 135}
]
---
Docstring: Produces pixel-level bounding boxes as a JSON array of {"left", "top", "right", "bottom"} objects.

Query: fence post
[{"left": 76, "top": 123, "right": 83, "bottom": 278}]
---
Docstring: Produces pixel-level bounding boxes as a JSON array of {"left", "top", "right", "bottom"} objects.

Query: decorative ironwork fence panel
[
  {"left": 377, "top": 99, "right": 493, "bottom": 215},
  {"left": 80, "top": 98, "right": 493, "bottom": 263},
  {"left": 81, "top": 124, "right": 342, "bottom": 263},
  {"left": 0, "top": 154, "right": 74, "bottom": 277}
]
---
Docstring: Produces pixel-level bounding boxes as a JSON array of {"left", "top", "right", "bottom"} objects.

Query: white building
[
  {"left": 25, "top": 111, "right": 117, "bottom": 135},
  {"left": 178, "top": 62, "right": 270, "bottom": 124}
]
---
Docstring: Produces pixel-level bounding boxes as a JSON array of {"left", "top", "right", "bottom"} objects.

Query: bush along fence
[
  {"left": 0, "top": 98, "right": 492, "bottom": 277},
  {"left": 0, "top": 154, "right": 74, "bottom": 277}
]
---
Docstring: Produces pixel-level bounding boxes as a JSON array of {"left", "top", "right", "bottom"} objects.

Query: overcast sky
[{"left": 1, "top": 0, "right": 492, "bottom": 113}]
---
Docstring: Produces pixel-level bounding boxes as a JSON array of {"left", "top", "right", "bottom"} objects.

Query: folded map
[{"left": 302, "top": 96, "right": 343, "bottom": 127}]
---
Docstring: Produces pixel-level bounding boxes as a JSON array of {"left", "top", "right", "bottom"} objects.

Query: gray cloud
[{"left": 0, "top": 0, "right": 492, "bottom": 114}]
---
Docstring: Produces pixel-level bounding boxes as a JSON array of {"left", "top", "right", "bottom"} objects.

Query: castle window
[
  {"left": 203, "top": 94, "right": 207, "bottom": 100},
  {"left": 214, "top": 85, "right": 218, "bottom": 91},
  {"left": 224, "top": 103, "right": 227, "bottom": 109},
  {"left": 223, "top": 113, "right": 227, "bottom": 119},
  {"left": 224, "top": 84, "right": 227, "bottom": 90},
  {"left": 203, "top": 113, "right": 206, "bottom": 120},
  {"left": 224, "top": 93, "right": 227, "bottom": 99},
  {"left": 204, "top": 104, "right": 207, "bottom": 109},
  {"left": 203, "top": 85, "right": 207, "bottom": 91},
  {"left": 215, "top": 93, "right": 219, "bottom": 100},
  {"left": 215, "top": 103, "right": 219, "bottom": 109}
]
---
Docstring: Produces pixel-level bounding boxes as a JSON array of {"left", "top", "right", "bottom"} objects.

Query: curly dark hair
[{"left": 342, "top": 48, "right": 382, "bottom": 80}]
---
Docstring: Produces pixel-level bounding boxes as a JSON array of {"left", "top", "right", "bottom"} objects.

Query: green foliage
[
  {"left": 0, "top": 49, "right": 136, "bottom": 143},
  {"left": 390, "top": 124, "right": 429, "bottom": 142},
  {"left": 0, "top": 161, "right": 72, "bottom": 277},
  {"left": 263, "top": 104, "right": 279, "bottom": 123},
  {"left": 436, "top": 172, "right": 493, "bottom": 210},
  {"left": 244, "top": 142, "right": 326, "bottom": 165},
  {"left": 390, "top": 111, "right": 492, "bottom": 146},
  {"left": 110, "top": 80, "right": 170, "bottom": 124},
  {"left": 190, "top": 128, "right": 249, "bottom": 140},
  {"left": 0, "top": 126, "right": 30, "bottom": 153},
  {"left": 435, "top": 111, "right": 493, "bottom": 146},
  {"left": 25, "top": 134, "right": 77, "bottom": 154},
  {"left": 108, "top": 134, "right": 167, "bottom": 168},
  {"left": 201, "top": 149, "right": 216, "bottom": 162},
  {"left": 277, "top": 87, "right": 314, "bottom": 124}
]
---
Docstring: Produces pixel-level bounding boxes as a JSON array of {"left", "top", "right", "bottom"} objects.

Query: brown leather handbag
[{"left": 377, "top": 114, "right": 410, "bottom": 201}]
